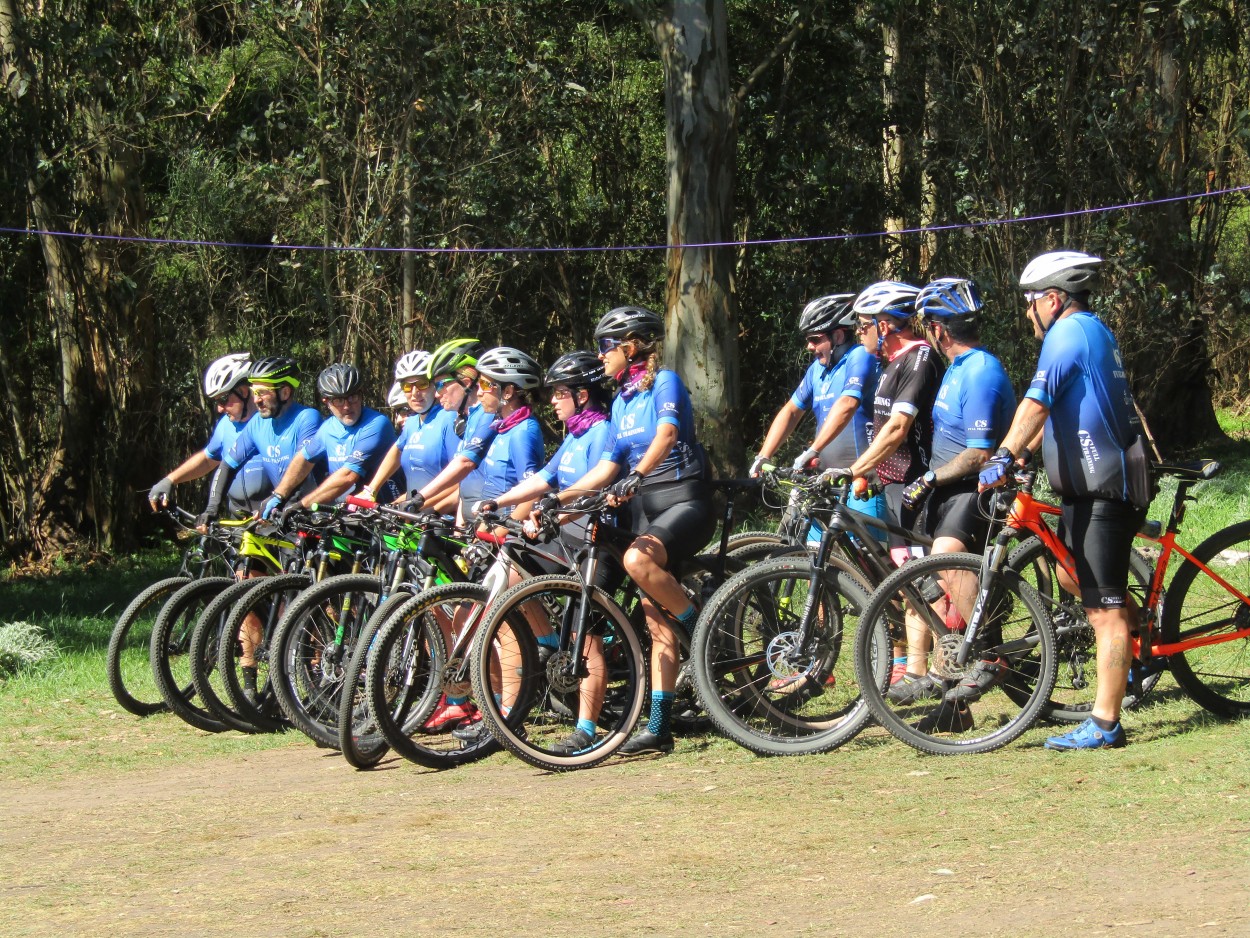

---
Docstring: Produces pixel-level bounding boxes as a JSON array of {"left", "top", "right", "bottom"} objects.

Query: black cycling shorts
[
  {"left": 528, "top": 530, "right": 626, "bottom": 593},
  {"left": 922, "top": 480, "right": 992, "bottom": 553},
  {"left": 631, "top": 479, "right": 716, "bottom": 569},
  {"left": 882, "top": 481, "right": 924, "bottom": 560},
  {"left": 1059, "top": 496, "right": 1147, "bottom": 609}
]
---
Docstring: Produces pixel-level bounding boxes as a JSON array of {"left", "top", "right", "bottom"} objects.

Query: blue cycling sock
[
  {"left": 674, "top": 604, "right": 697, "bottom": 632},
  {"left": 535, "top": 632, "right": 560, "bottom": 648},
  {"left": 576, "top": 718, "right": 597, "bottom": 737},
  {"left": 646, "top": 690, "right": 675, "bottom": 736},
  {"left": 446, "top": 695, "right": 467, "bottom": 706}
]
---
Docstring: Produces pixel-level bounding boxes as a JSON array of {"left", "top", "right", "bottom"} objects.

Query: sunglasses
[
  {"left": 1024, "top": 291, "right": 1050, "bottom": 304},
  {"left": 325, "top": 395, "right": 355, "bottom": 407},
  {"left": 598, "top": 337, "right": 624, "bottom": 354},
  {"left": 401, "top": 379, "right": 431, "bottom": 392},
  {"left": 804, "top": 332, "right": 830, "bottom": 344},
  {"left": 551, "top": 387, "right": 574, "bottom": 400},
  {"left": 855, "top": 320, "right": 877, "bottom": 334},
  {"left": 212, "top": 390, "right": 238, "bottom": 406},
  {"left": 477, "top": 376, "right": 501, "bottom": 393}
]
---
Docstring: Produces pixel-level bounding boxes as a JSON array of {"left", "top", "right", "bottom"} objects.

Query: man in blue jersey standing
[
  {"left": 261, "top": 363, "right": 398, "bottom": 515},
  {"left": 981, "top": 251, "right": 1153, "bottom": 750},
  {"left": 750, "top": 294, "right": 885, "bottom": 531},
  {"left": 147, "top": 353, "right": 270, "bottom": 514},
  {"left": 891, "top": 278, "right": 1016, "bottom": 727}
]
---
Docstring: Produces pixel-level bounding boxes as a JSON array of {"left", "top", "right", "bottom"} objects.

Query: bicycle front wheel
[
  {"left": 853, "top": 552, "right": 1057, "bottom": 755},
  {"left": 470, "top": 574, "right": 647, "bottom": 771},
  {"left": 1162, "top": 519, "right": 1250, "bottom": 716},
  {"left": 149, "top": 577, "right": 235, "bottom": 733},
  {"left": 270, "top": 573, "right": 383, "bottom": 748},
  {"left": 336, "top": 589, "right": 415, "bottom": 768},
  {"left": 107, "top": 575, "right": 189, "bottom": 716},
  {"left": 692, "top": 555, "right": 874, "bottom": 756}
]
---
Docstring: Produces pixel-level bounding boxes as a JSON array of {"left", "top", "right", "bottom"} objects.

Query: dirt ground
[{"left": 4, "top": 726, "right": 1249, "bottom": 938}]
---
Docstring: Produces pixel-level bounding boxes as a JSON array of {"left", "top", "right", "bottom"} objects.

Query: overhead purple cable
[{"left": 2, "top": 185, "right": 1247, "bottom": 255}]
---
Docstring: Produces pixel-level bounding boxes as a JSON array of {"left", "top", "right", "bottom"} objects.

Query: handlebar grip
[{"left": 345, "top": 494, "right": 377, "bottom": 510}]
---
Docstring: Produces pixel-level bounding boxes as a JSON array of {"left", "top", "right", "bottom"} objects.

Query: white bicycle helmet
[
  {"left": 476, "top": 347, "right": 543, "bottom": 390},
  {"left": 1019, "top": 251, "right": 1102, "bottom": 294},
  {"left": 394, "top": 349, "right": 431, "bottom": 382},
  {"left": 203, "top": 353, "right": 252, "bottom": 398},
  {"left": 916, "top": 278, "right": 983, "bottom": 318},
  {"left": 852, "top": 281, "right": 921, "bottom": 319}
]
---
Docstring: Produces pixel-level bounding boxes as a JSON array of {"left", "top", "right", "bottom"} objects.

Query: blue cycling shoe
[{"left": 1044, "top": 717, "right": 1126, "bottom": 750}]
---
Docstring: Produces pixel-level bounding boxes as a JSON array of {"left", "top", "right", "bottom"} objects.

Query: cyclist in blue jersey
[
  {"left": 364, "top": 351, "right": 460, "bottom": 500},
  {"left": 148, "top": 353, "right": 271, "bottom": 514},
  {"left": 416, "top": 346, "right": 546, "bottom": 734},
  {"left": 263, "top": 364, "right": 398, "bottom": 516},
  {"left": 555, "top": 306, "right": 715, "bottom": 756},
  {"left": 752, "top": 293, "right": 887, "bottom": 538},
  {"left": 400, "top": 338, "right": 489, "bottom": 520},
  {"left": 980, "top": 250, "right": 1151, "bottom": 750},
  {"left": 887, "top": 278, "right": 1017, "bottom": 726},
  {"left": 464, "top": 350, "right": 624, "bottom": 751},
  {"left": 196, "top": 355, "right": 322, "bottom": 698}
]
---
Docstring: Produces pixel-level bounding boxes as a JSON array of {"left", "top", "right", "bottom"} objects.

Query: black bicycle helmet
[
  {"left": 317, "top": 363, "right": 363, "bottom": 398},
  {"left": 593, "top": 305, "right": 664, "bottom": 343},
  {"left": 545, "top": 350, "right": 606, "bottom": 388},
  {"left": 248, "top": 355, "right": 301, "bottom": 389},
  {"left": 797, "top": 294, "right": 856, "bottom": 334}
]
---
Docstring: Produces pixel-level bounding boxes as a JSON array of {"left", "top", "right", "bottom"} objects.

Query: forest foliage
[{"left": 2, "top": 0, "right": 1248, "bottom": 562}]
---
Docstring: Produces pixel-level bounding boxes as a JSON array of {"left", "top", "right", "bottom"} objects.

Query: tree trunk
[{"left": 652, "top": 0, "right": 741, "bottom": 475}]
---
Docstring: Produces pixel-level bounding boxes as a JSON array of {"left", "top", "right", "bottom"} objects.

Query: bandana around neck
[
  {"left": 494, "top": 404, "right": 532, "bottom": 433},
  {"left": 565, "top": 407, "right": 608, "bottom": 437},
  {"left": 618, "top": 361, "right": 650, "bottom": 400}
]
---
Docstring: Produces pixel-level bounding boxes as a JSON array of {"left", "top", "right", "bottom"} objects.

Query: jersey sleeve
[
  {"left": 457, "top": 411, "right": 496, "bottom": 465},
  {"left": 962, "top": 358, "right": 1014, "bottom": 449},
  {"left": 839, "top": 347, "right": 874, "bottom": 401},
  {"left": 516, "top": 419, "right": 546, "bottom": 480},
  {"left": 301, "top": 424, "right": 329, "bottom": 462},
  {"left": 1026, "top": 320, "right": 1083, "bottom": 409},
  {"left": 224, "top": 423, "right": 256, "bottom": 470},
  {"left": 538, "top": 437, "right": 570, "bottom": 487},
  {"left": 341, "top": 413, "right": 396, "bottom": 476},
  {"left": 888, "top": 345, "right": 938, "bottom": 418},
  {"left": 652, "top": 371, "right": 684, "bottom": 428},
  {"left": 788, "top": 366, "right": 815, "bottom": 411},
  {"left": 203, "top": 416, "right": 231, "bottom": 462},
  {"left": 296, "top": 410, "right": 324, "bottom": 454}
]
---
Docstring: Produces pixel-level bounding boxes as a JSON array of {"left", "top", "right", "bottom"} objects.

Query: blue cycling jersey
[
  {"left": 1025, "top": 310, "right": 1144, "bottom": 502},
  {"left": 475, "top": 415, "right": 545, "bottom": 501},
  {"left": 457, "top": 404, "right": 499, "bottom": 507},
  {"left": 600, "top": 370, "right": 704, "bottom": 484},
  {"left": 539, "top": 418, "right": 614, "bottom": 491},
  {"left": 395, "top": 406, "right": 460, "bottom": 493},
  {"left": 931, "top": 348, "right": 1016, "bottom": 469},
  {"left": 224, "top": 402, "right": 323, "bottom": 489},
  {"left": 789, "top": 345, "right": 878, "bottom": 468},
  {"left": 205, "top": 411, "right": 270, "bottom": 509},
  {"left": 300, "top": 406, "right": 396, "bottom": 502}
]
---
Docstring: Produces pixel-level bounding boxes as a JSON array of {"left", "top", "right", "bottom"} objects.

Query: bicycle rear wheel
[
  {"left": 1162, "top": 520, "right": 1250, "bottom": 716},
  {"left": 470, "top": 574, "right": 646, "bottom": 771},
  {"left": 853, "top": 552, "right": 1057, "bottom": 755},
  {"left": 692, "top": 555, "right": 874, "bottom": 756},
  {"left": 217, "top": 573, "right": 312, "bottom": 733},
  {"left": 270, "top": 573, "right": 383, "bottom": 747},
  {"left": 149, "top": 577, "right": 235, "bottom": 733},
  {"left": 107, "top": 575, "right": 189, "bottom": 716},
  {"left": 368, "top": 584, "right": 499, "bottom": 770},
  {"left": 1008, "top": 536, "right": 1158, "bottom": 722},
  {"left": 189, "top": 578, "right": 267, "bottom": 733}
]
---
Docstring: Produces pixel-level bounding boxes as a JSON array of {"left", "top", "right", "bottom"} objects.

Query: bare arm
[
  {"left": 298, "top": 466, "right": 361, "bottom": 509},
  {"left": 756, "top": 402, "right": 804, "bottom": 460},
  {"left": 272, "top": 452, "right": 315, "bottom": 501},
  {"left": 932, "top": 447, "right": 990, "bottom": 486},
  {"left": 999, "top": 399, "right": 1050, "bottom": 460},
  {"left": 633, "top": 422, "right": 678, "bottom": 477},
  {"left": 364, "top": 444, "right": 402, "bottom": 494}
]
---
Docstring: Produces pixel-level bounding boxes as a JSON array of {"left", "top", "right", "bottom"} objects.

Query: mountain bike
[{"left": 691, "top": 466, "right": 928, "bottom": 756}]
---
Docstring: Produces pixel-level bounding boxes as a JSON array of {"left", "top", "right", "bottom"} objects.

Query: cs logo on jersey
[
  {"left": 266, "top": 445, "right": 283, "bottom": 458},
  {"left": 622, "top": 413, "right": 637, "bottom": 431},
  {"left": 1034, "top": 369, "right": 1047, "bottom": 383},
  {"left": 974, "top": 419, "right": 989, "bottom": 429},
  {"left": 659, "top": 401, "right": 677, "bottom": 414}
]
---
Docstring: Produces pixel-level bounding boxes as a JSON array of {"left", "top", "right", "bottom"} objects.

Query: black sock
[{"left": 1091, "top": 715, "right": 1117, "bottom": 731}]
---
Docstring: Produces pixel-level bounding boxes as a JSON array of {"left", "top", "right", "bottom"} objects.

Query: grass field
[{"left": 2, "top": 445, "right": 1249, "bottom": 936}]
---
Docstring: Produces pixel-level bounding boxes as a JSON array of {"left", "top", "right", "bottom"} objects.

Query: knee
[{"left": 623, "top": 546, "right": 655, "bottom": 579}]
